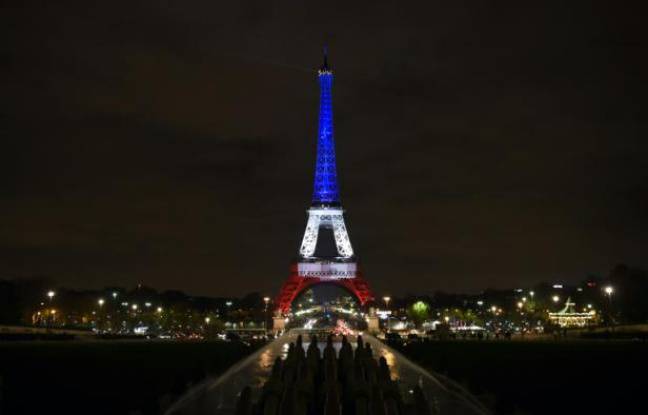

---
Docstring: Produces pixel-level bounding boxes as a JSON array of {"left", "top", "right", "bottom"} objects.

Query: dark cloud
[{"left": 1, "top": 1, "right": 647, "bottom": 296}]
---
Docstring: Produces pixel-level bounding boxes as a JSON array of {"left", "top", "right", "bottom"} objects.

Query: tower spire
[
  {"left": 321, "top": 45, "right": 329, "bottom": 72},
  {"left": 312, "top": 48, "right": 340, "bottom": 205}
]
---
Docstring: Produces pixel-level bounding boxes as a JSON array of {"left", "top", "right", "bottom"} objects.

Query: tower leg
[{"left": 272, "top": 315, "right": 286, "bottom": 333}]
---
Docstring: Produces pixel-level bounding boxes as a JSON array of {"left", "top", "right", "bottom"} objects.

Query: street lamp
[
  {"left": 263, "top": 297, "right": 270, "bottom": 333},
  {"left": 552, "top": 295, "right": 560, "bottom": 303},
  {"left": 382, "top": 297, "right": 392, "bottom": 332},
  {"left": 47, "top": 290, "right": 55, "bottom": 302},
  {"left": 604, "top": 285, "right": 614, "bottom": 326},
  {"left": 96, "top": 299, "right": 105, "bottom": 332},
  {"left": 112, "top": 291, "right": 118, "bottom": 299}
]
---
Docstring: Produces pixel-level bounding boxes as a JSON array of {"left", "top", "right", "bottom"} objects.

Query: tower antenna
[{"left": 321, "top": 45, "right": 329, "bottom": 71}]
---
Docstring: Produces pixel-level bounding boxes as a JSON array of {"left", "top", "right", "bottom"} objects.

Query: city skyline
[{"left": 2, "top": 2, "right": 646, "bottom": 297}]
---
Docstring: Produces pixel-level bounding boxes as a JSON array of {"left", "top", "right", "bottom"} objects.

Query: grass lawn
[
  {"left": 0, "top": 340, "right": 258, "bottom": 415},
  {"left": 392, "top": 339, "right": 648, "bottom": 414}
]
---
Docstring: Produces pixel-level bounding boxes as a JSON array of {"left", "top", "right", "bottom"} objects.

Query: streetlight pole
[
  {"left": 97, "top": 298, "right": 105, "bottom": 332},
  {"left": 604, "top": 286, "right": 614, "bottom": 328},
  {"left": 383, "top": 296, "right": 391, "bottom": 332},
  {"left": 46, "top": 291, "right": 56, "bottom": 329},
  {"left": 263, "top": 297, "right": 270, "bottom": 334}
]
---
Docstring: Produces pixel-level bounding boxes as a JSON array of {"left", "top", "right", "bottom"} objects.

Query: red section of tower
[{"left": 275, "top": 264, "right": 374, "bottom": 313}]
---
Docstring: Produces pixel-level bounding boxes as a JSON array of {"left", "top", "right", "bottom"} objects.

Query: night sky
[{"left": 2, "top": 1, "right": 646, "bottom": 296}]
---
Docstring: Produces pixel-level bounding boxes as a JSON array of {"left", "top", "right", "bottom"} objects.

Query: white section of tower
[{"left": 299, "top": 207, "right": 354, "bottom": 258}]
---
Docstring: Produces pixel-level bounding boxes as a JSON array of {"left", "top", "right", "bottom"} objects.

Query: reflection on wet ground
[{"left": 166, "top": 333, "right": 489, "bottom": 415}]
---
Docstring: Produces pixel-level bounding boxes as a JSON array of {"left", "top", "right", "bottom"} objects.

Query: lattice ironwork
[
  {"left": 312, "top": 67, "right": 340, "bottom": 205},
  {"left": 299, "top": 208, "right": 354, "bottom": 258},
  {"left": 275, "top": 52, "right": 374, "bottom": 314},
  {"left": 275, "top": 263, "right": 374, "bottom": 313}
]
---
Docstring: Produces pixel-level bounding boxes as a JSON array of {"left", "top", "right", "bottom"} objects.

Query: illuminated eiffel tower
[{"left": 275, "top": 51, "right": 374, "bottom": 316}]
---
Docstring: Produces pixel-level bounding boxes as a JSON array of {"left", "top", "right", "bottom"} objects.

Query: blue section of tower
[{"left": 312, "top": 60, "right": 341, "bottom": 205}]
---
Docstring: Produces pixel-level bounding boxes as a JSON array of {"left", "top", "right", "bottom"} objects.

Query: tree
[{"left": 408, "top": 301, "right": 429, "bottom": 328}]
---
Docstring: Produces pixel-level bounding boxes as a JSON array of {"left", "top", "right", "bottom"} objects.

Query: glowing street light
[
  {"left": 603, "top": 285, "right": 615, "bottom": 327},
  {"left": 490, "top": 306, "right": 497, "bottom": 313},
  {"left": 204, "top": 317, "right": 211, "bottom": 324},
  {"left": 131, "top": 304, "right": 138, "bottom": 311},
  {"left": 98, "top": 298, "right": 105, "bottom": 307},
  {"left": 517, "top": 302, "right": 523, "bottom": 309},
  {"left": 156, "top": 307, "right": 163, "bottom": 313},
  {"left": 47, "top": 291, "right": 55, "bottom": 301},
  {"left": 383, "top": 296, "right": 391, "bottom": 309},
  {"left": 112, "top": 291, "right": 118, "bottom": 299},
  {"left": 529, "top": 291, "right": 535, "bottom": 298},
  {"left": 263, "top": 296, "right": 270, "bottom": 333},
  {"left": 552, "top": 295, "right": 560, "bottom": 303}
]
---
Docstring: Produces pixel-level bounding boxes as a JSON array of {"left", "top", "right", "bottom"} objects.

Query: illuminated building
[
  {"left": 275, "top": 51, "right": 374, "bottom": 316},
  {"left": 548, "top": 297, "right": 595, "bottom": 328}
]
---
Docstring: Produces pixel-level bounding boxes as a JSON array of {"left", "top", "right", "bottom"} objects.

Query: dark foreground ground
[
  {"left": 1, "top": 339, "right": 646, "bottom": 415},
  {"left": 0, "top": 340, "right": 258, "bottom": 415},
  {"left": 390, "top": 339, "right": 648, "bottom": 415}
]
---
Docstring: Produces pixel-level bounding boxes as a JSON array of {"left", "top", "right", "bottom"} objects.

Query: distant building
[{"left": 548, "top": 297, "right": 595, "bottom": 327}]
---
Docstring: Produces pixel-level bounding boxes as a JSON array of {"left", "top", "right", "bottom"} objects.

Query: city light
[
  {"left": 204, "top": 317, "right": 211, "bottom": 324},
  {"left": 552, "top": 295, "right": 560, "bottom": 303},
  {"left": 47, "top": 290, "right": 55, "bottom": 300},
  {"left": 604, "top": 286, "right": 614, "bottom": 295},
  {"left": 517, "top": 302, "right": 523, "bottom": 309},
  {"left": 156, "top": 307, "right": 163, "bottom": 313},
  {"left": 131, "top": 304, "right": 138, "bottom": 310},
  {"left": 112, "top": 292, "right": 118, "bottom": 299},
  {"left": 98, "top": 298, "right": 105, "bottom": 306},
  {"left": 383, "top": 296, "right": 391, "bottom": 308}
]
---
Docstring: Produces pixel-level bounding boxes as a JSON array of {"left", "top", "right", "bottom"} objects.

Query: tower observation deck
[{"left": 275, "top": 51, "right": 374, "bottom": 314}]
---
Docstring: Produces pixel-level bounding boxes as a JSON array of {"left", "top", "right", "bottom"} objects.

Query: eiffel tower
[{"left": 275, "top": 51, "right": 375, "bottom": 316}]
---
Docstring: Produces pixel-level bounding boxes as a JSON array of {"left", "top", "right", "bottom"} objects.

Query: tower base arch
[{"left": 275, "top": 262, "right": 374, "bottom": 314}]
